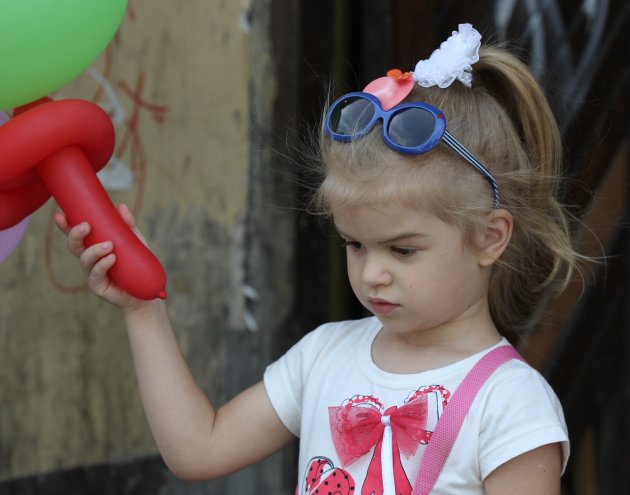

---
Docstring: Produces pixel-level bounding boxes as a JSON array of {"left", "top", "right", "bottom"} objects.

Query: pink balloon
[
  {"left": 0, "top": 215, "right": 30, "bottom": 263},
  {"left": 0, "top": 111, "right": 30, "bottom": 264}
]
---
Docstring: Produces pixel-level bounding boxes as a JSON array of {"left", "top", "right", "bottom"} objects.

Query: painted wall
[{"left": 0, "top": 0, "right": 270, "bottom": 483}]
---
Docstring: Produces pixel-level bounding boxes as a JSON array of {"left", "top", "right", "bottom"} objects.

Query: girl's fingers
[
  {"left": 75, "top": 236, "right": 127, "bottom": 304},
  {"left": 78, "top": 240, "right": 113, "bottom": 276},
  {"left": 55, "top": 208, "right": 130, "bottom": 305},
  {"left": 87, "top": 252, "right": 117, "bottom": 292},
  {"left": 66, "top": 222, "right": 91, "bottom": 257},
  {"left": 53, "top": 211, "right": 70, "bottom": 234},
  {"left": 59, "top": 204, "right": 145, "bottom": 273}
]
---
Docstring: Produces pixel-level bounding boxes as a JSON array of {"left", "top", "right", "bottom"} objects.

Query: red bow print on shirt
[{"left": 329, "top": 394, "right": 429, "bottom": 495}]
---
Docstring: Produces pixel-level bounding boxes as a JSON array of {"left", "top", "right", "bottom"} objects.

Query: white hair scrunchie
[{"left": 413, "top": 23, "right": 481, "bottom": 88}]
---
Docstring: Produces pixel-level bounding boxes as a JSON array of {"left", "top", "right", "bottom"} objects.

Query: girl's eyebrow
[
  {"left": 334, "top": 226, "right": 427, "bottom": 243},
  {"left": 378, "top": 232, "right": 428, "bottom": 243}
]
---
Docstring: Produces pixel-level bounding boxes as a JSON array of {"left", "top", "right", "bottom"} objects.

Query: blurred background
[{"left": 0, "top": 0, "right": 628, "bottom": 493}]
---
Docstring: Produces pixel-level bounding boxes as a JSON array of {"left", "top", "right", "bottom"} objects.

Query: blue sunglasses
[{"left": 324, "top": 92, "right": 500, "bottom": 208}]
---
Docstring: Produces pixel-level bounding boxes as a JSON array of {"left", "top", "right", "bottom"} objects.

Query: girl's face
[{"left": 333, "top": 202, "right": 493, "bottom": 342}]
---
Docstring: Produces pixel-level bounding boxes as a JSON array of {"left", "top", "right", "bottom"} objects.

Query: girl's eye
[
  {"left": 342, "top": 240, "right": 363, "bottom": 251},
  {"left": 391, "top": 246, "right": 417, "bottom": 257}
]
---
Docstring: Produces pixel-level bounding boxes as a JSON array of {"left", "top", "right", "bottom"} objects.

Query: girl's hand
[{"left": 54, "top": 203, "right": 148, "bottom": 312}]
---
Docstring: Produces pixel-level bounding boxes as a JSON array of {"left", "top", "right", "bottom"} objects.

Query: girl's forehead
[{"left": 332, "top": 203, "right": 457, "bottom": 240}]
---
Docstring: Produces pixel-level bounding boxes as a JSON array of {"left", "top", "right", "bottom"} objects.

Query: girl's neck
[{"left": 370, "top": 312, "right": 503, "bottom": 375}]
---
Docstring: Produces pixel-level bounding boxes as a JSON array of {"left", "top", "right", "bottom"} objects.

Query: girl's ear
[{"left": 477, "top": 208, "right": 513, "bottom": 267}]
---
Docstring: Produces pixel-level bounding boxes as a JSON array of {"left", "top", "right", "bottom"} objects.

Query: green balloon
[{"left": 0, "top": 0, "right": 128, "bottom": 111}]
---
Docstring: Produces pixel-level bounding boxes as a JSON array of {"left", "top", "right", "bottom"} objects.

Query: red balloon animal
[{"left": 0, "top": 98, "right": 167, "bottom": 300}]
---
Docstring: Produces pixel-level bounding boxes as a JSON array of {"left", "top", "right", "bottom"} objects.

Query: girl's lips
[{"left": 369, "top": 298, "right": 400, "bottom": 316}]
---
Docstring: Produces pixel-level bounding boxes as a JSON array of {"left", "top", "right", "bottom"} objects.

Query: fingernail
[{"left": 101, "top": 241, "right": 112, "bottom": 250}]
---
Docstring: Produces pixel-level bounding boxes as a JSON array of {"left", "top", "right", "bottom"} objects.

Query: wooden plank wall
[{"left": 292, "top": 1, "right": 630, "bottom": 494}]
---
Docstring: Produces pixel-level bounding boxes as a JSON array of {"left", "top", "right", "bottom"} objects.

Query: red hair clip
[
  {"left": 386, "top": 69, "right": 413, "bottom": 80},
  {"left": 363, "top": 69, "right": 415, "bottom": 110}
]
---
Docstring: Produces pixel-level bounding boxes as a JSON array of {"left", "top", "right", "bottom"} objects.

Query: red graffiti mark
[
  {"left": 44, "top": 70, "right": 168, "bottom": 295},
  {"left": 127, "top": 1, "right": 137, "bottom": 21},
  {"left": 117, "top": 72, "right": 168, "bottom": 213},
  {"left": 91, "top": 45, "right": 114, "bottom": 103}
]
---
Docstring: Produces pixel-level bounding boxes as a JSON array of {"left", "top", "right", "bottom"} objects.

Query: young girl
[{"left": 57, "top": 24, "right": 578, "bottom": 494}]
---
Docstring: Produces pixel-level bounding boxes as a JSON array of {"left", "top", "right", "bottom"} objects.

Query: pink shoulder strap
[{"left": 413, "top": 345, "right": 525, "bottom": 495}]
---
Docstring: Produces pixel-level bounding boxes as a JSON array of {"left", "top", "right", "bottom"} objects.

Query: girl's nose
[{"left": 361, "top": 255, "right": 393, "bottom": 287}]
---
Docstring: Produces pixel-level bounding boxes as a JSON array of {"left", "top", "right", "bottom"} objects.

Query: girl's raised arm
[
  {"left": 125, "top": 302, "right": 294, "bottom": 480},
  {"left": 55, "top": 207, "right": 295, "bottom": 481}
]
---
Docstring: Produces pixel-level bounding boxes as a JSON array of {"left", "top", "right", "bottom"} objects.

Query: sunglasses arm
[{"left": 442, "top": 131, "right": 500, "bottom": 208}]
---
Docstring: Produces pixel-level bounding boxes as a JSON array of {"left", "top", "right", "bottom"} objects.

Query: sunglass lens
[
  {"left": 388, "top": 107, "right": 436, "bottom": 148},
  {"left": 329, "top": 97, "right": 375, "bottom": 136}
]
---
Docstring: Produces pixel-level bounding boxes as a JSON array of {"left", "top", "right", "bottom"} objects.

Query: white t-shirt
[{"left": 264, "top": 317, "right": 569, "bottom": 495}]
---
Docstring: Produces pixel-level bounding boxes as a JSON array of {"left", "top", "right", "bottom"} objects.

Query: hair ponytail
[
  {"left": 475, "top": 47, "right": 562, "bottom": 192},
  {"left": 471, "top": 46, "right": 583, "bottom": 337}
]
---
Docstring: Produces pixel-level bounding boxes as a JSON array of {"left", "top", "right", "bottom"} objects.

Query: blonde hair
[{"left": 313, "top": 45, "right": 583, "bottom": 337}]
